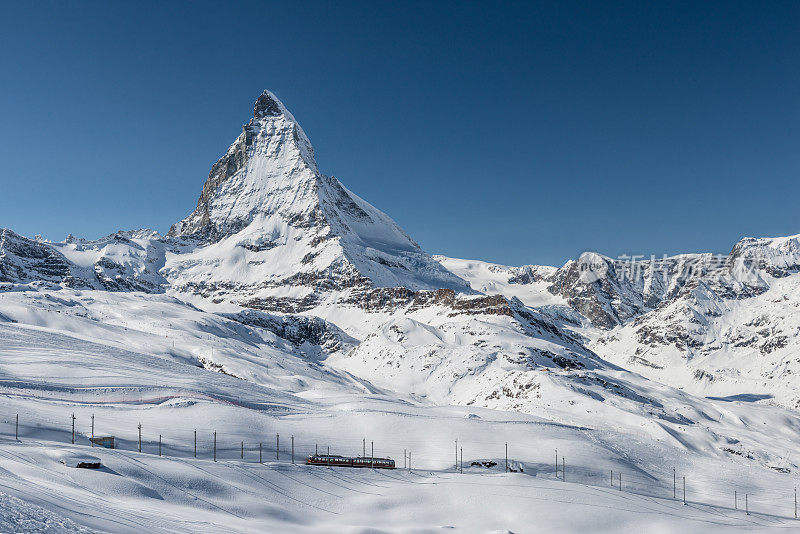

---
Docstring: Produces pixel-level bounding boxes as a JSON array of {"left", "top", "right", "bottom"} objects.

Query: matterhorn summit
[{"left": 164, "top": 90, "right": 470, "bottom": 310}]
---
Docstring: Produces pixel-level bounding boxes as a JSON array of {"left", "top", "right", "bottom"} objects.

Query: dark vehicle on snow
[{"left": 306, "top": 454, "right": 395, "bottom": 469}]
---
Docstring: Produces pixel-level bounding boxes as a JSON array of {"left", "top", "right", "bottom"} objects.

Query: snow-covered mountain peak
[
  {"left": 253, "top": 90, "right": 283, "bottom": 117},
  {"left": 729, "top": 233, "right": 800, "bottom": 278},
  {"left": 251, "top": 90, "right": 317, "bottom": 172},
  {"left": 161, "top": 91, "right": 470, "bottom": 308},
  {"left": 168, "top": 90, "right": 321, "bottom": 241}
]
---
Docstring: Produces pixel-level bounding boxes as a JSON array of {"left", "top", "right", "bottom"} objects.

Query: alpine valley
[{"left": 1, "top": 91, "right": 799, "bottom": 533}]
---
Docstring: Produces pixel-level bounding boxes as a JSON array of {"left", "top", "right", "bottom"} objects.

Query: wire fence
[{"left": 1, "top": 410, "right": 798, "bottom": 523}]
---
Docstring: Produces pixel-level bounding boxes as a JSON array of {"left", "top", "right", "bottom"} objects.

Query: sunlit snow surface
[{"left": 1, "top": 288, "right": 799, "bottom": 533}]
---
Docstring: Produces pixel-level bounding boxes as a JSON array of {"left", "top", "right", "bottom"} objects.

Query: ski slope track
[{"left": 1, "top": 91, "right": 799, "bottom": 532}]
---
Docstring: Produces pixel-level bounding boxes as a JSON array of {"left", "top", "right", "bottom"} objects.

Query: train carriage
[{"left": 306, "top": 454, "right": 395, "bottom": 469}]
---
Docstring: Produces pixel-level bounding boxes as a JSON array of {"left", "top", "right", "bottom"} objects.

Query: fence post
[
  {"left": 683, "top": 476, "right": 686, "bottom": 505},
  {"left": 673, "top": 468, "right": 676, "bottom": 499},
  {"left": 276, "top": 434, "right": 279, "bottom": 460},
  {"left": 746, "top": 494, "right": 749, "bottom": 515},
  {"left": 371, "top": 441, "right": 374, "bottom": 468},
  {"left": 194, "top": 430, "right": 197, "bottom": 458},
  {"left": 794, "top": 488, "right": 797, "bottom": 519},
  {"left": 735, "top": 490, "right": 737, "bottom": 510},
  {"left": 460, "top": 447, "right": 463, "bottom": 474},
  {"left": 72, "top": 413, "right": 76, "bottom": 444},
  {"left": 291, "top": 436, "right": 294, "bottom": 464},
  {"left": 159, "top": 435, "right": 162, "bottom": 456},
  {"left": 15, "top": 414, "right": 18, "bottom": 441},
  {"left": 213, "top": 431, "right": 216, "bottom": 462},
  {"left": 91, "top": 415, "right": 94, "bottom": 447},
  {"left": 562, "top": 456, "right": 565, "bottom": 481},
  {"left": 619, "top": 472, "right": 622, "bottom": 491},
  {"left": 555, "top": 448, "right": 558, "bottom": 477},
  {"left": 408, "top": 452, "right": 411, "bottom": 470},
  {"left": 611, "top": 469, "right": 613, "bottom": 487},
  {"left": 505, "top": 443, "right": 508, "bottom": 472},
  {"left": 260, "top": 443, "right": 262, "bottom": 464},
  {"left": 241, "top": 441, "right": 244, "bottom": 460}
]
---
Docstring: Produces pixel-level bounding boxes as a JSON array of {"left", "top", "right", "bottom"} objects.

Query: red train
[{"left": 306, "top": 454, "right": 395, "bottom": 469}]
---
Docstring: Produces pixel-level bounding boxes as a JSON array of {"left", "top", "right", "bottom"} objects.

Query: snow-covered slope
[
  {"left": 433, "top": 255, "right": 563, "bottom": 308},
  {"left": 2, "top": 290, "right": 800, "bottom": 533}
]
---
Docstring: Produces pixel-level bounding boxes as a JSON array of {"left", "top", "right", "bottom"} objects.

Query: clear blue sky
[{"left": 1, "top": 1, "right": 798, "bottom": 267}]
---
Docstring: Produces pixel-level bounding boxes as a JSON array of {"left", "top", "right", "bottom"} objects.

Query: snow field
[{"left": 1, "top": 289, "right": 800, "bottom": 532}]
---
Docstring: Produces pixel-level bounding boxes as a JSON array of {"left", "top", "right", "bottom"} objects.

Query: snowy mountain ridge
[
  {"left": 437, "top": 232, "right": 800, "bottom": 409},
  {"left": 2, "top": 90, "right": 614, "bottom": 420},
  {"left": 2, "top": 89, "right": 799, "bottom": 430}
]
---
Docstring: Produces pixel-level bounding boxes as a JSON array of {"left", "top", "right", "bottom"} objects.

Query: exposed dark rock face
[
  {"left": 0, "top": 229, "right": 74, "bottom": 285},
  {"left": 253, "top": 91, "right": 282, "bottom": 117},
  {"left": 507, "top": 265, "right": 535, "bottom": 285},
  {"left": 546, "top": 254, "right": 642, "bottom": 329},
  {"left": 221, "top": 309, "right": 358, "bottom": 354},
  {"left": 166, "top": 126, "right": 252, "bottom": 240}
]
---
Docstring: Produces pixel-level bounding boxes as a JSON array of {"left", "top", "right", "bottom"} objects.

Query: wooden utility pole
[
  {"left": 159, "top": 435, "right": 162, "bottom": 456},
  {"left": 291, "top": 436, "right": 294, "bottom": 464},
  {"left": 276, "top": 434, "right": 279, "bottom": 460},
  {"left": 91, "top": 415, "right": 94, "bottom": 447},
  {"left": 137, "top": 422, "right": 141, "bottom": 452},
  {"left": 15, "top": 414, "right": 18, "bottom": 441},
  {"left": 241, "top": 441, "right": 244, "bottom": 459},
  {"left": 562, "top": 456, "right": 565, "bottom": 481},
  {"left": 460, "top": 447, "right": 463, "bottom": 474},
  {"left": 505, "top": 443, "right": 508, "bottom": 472},
  {"left": 71, "top": 413, "right": 76, "bottom": 444},
  {"left": 746, "top": 494, "right": 749, "bottom": 515},
  {"left": 673, "top": 468, "right": 676, "bottom": 499},
  {"left": 213, "top": 431, "right": 217, "bottom": 462},
  {"left": 194, "top": 430, "right": 197, "bottom": 458},
  {"left": 363, "top": 438, "right": 365, "bottom": 458},
  {"left": 371, "top": 441, "right": 374, "bottom": 468},
  {"left": 259, "top": 443, "right": 262, "bottom": 464}
]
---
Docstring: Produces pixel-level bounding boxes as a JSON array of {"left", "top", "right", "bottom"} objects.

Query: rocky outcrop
[
  {"left": 221, "top": 309, "right": 358, "bottom": 355},
  {"left": 0, "top": 229, "right": 167, "bottom": 293},
  {"left": 0, "top": 229, "right": 76, "bottom": 286}
]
